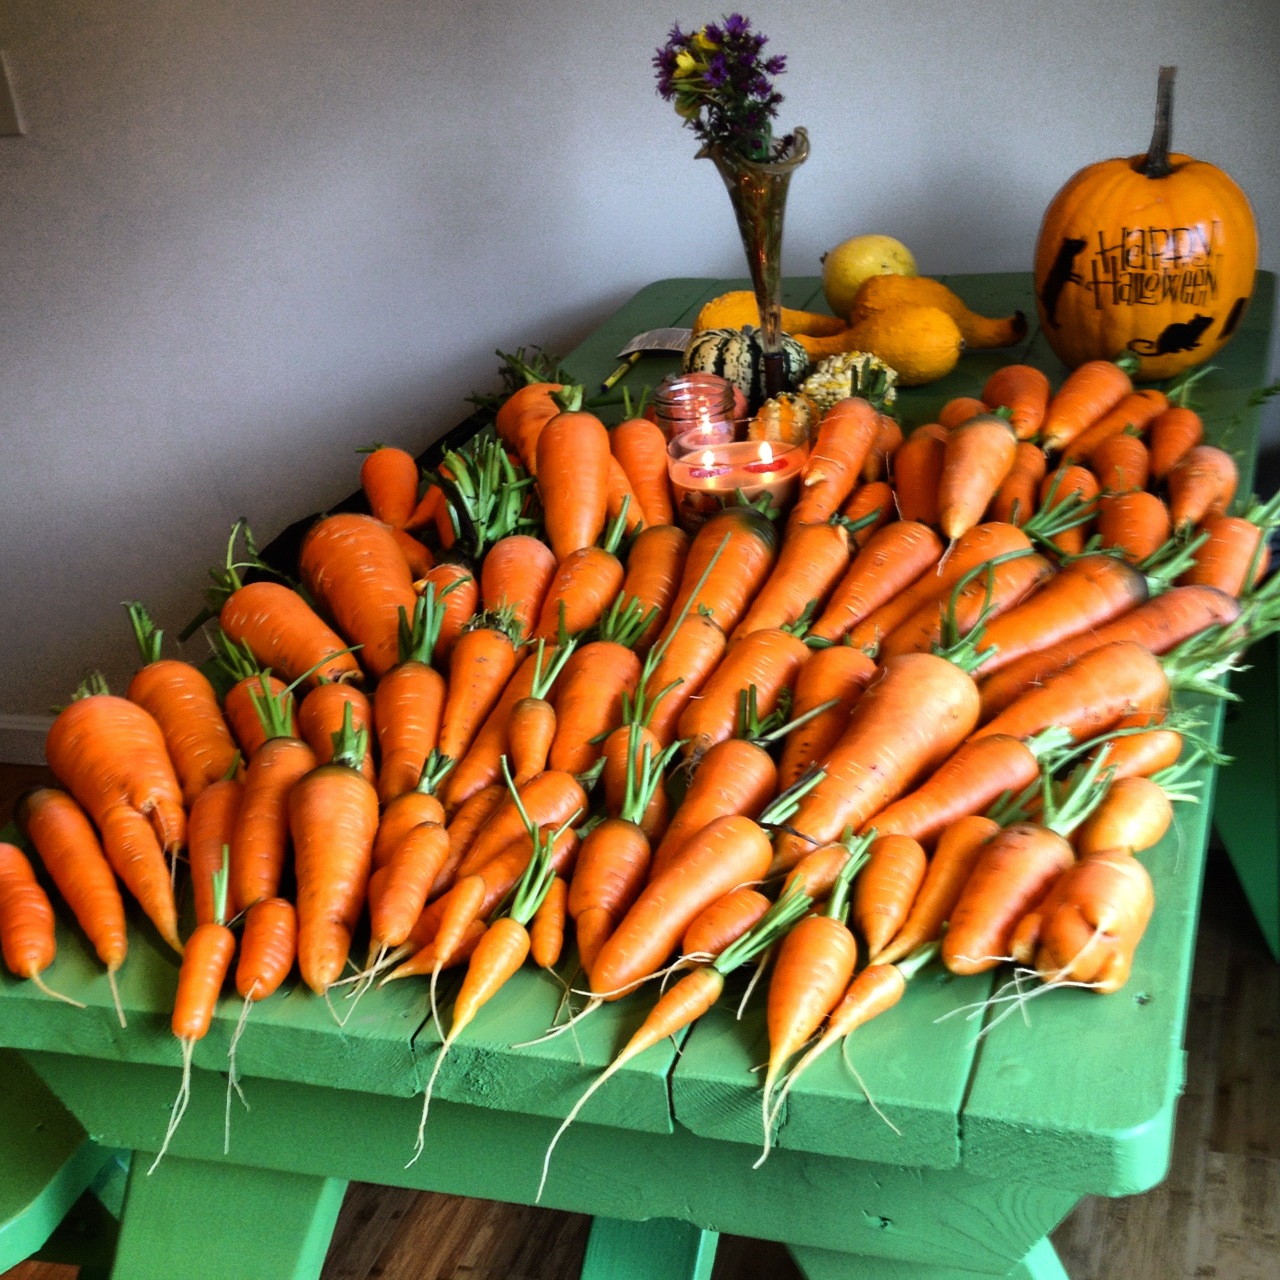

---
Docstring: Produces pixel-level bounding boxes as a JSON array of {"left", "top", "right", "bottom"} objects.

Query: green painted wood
[
  {"left": 111, "top": 1154, "right": 345, "bottom": 1280},
  {"left": 580, "top": 1216, "right": 719, "bottom": 1280},
  {"left": 789, "top": 1232, "right": 1070, "bottom": 1279},
  {"left": 0, "top": 1049, "right": 113, "bottom": 1271},
  {"left": 1214, "top": 631, "right": 1280, "bottom": 960},
  {"left": 22, "top": 1049, "right": 1081, "bottom": 1275}
]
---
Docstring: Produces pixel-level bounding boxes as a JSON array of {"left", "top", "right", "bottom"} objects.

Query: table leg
[
  {"left": 111, "top": 1153, "right": 347, "bottom": 1280},
  {"left": 580, "top": 1216, "right": 720, "bottom": 1280},
  {"left": 789, "top": 1234, "right": 1070, "bottom": 1280}
]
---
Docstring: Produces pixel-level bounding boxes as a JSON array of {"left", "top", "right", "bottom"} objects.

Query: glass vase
[{"left": 700, "top": 127, "right": 810, "bottom": 403}]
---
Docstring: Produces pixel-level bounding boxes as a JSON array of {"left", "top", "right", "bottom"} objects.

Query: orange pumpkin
[{"left": 1033, "top": 67, "right": 1257, "bottom": 382}]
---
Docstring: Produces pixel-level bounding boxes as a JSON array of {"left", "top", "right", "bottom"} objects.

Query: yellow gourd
[
  {"left": 848, "top": 275, "right": 1027, "bottom": 349},
  {"left": 693, "top": 291, "right": 849, "bottom": 338},
  {"left": 843, "top": 304, "right": 965, "bottom": 387}
]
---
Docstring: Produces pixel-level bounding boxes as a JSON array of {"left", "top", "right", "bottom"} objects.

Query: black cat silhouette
[
  {"left": 1039, "top": 236, "right": 1087, "bottom": 327},
  {"left": 1128, "top": 313, "right": 1213, "bottom": 356}
]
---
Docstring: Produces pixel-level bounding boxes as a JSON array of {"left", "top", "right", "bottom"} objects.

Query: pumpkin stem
[{"left": 1140, "top": 66, "right": 1176, "bottom": 180}]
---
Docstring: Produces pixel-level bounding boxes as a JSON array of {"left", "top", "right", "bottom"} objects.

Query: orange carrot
[
  {"left": 619, "top": 523, "right": 690, "bottom": 653},
  {"left": 536, "top": 392, "right": 613, "bottom": 560},
  {"left": 792, "top": 398, "right": 883, "bottom": 525},
  {"left": 1079, "top": 711, "right": 1184, "bottom": 782},
  {"left": 643, "top": 612, "right": 729, "bottom": 747},
  {"left": 1179, "top": 499, "right": 1278, "bottom": 597},
  {"left": 453, "top": 770, "right": 589, "bottom": 881},
  {"left": 1148, "top": 405, "right": 1204, "bottom": 483},
  {"left": 680, "top": 885, "right": 772, "bottom": 959},
  {"left": 290, "top": 706, "right": 380, "bottom": 995},
  {"left": 17, "top": 787, "right": 128, "bottom": 1015},
  {"left": 852, "top": 833, "right": 928, "bottom": 957},
  {"left": 44, "top": 677, "right": 185, "bottom": 953},
  {"left": 495, "top": 374, "right": 564, "bottom": 469},
  {"left": 732, "top": 518, "right": 854, "bottom": 640},
  {"left": 507, "top": 639, "right": 577, "bottom": 786},
  {"left": 677, "top": 628, "right": 811, "bottom": 759},
  {"left": 611, "top": 416, "right": 674, "bottom": 527},
  {"left": 873, "top": 816, "right": 1001, "bottom": 964},
  {"left": 299, "top": 512, "right": 420, "bottom": 680},
  {"left": 807, "top": 521, "right": 945, "bottom": 645},
  {"left": 530, "top": 874, "right": 569, "bottom": 971},
  {"left": 976, "top": 584, "right": 1242, "bottom": 721},
  {"left": 1038, "top": 463, "right": 1100, "bottom": 557},
  {"left": 369, "top": 821, "right": 452, "bottom": 952},
  {"left": 648, "top": 737, "right": 778, "bottom": 877},
  {"left": 1166, "top": 444, "right": 1239, "bottom": 531},
  {"left": 860, "top": 415, "right": 903, "bottom": 483},
  {"left": 531, "top": 544, "right": 625, "bottom": 641},
  {"left": 235, "top": 896, "right": 298, "bottom": 1001},
  {"left": 1087, "top": 428, "right": 1151, "bottom": 494},
  {"left": 937, "top": 414, "right": 1020, "bottom": 543},
  {"left": 229, "top": 679, "right": 317, "bottom": 915},
  {"left": 124, "top": 602, "right": 240, "bottom": 806},
  {"left": 1096, "top": 490, "right": 1173, "bottom": 564},
  {"left": 186, "top": 774, "right": 244, "bottom": 928},
  {"left": 437, "top": 610, "right": 522, "bottom": 765},
  {"left": 1040, "top": 356, "right": 1137, "bottom": 454},
  {"left": 298, "top": 680, "right": 376, "bottom": 786},
  {"left": 986, "top": 441, "right": 1047, "bottom": 527},
  {"left": 776, "top": 643, "right": 877, "bottom": 791},
  {"left": 0, "top": 841, "right": 73, "bottom": 1005},
  {"left": 214, "top": 638, "right": 291, "bottom": 761},
  {"left": 770, "top": 652, "right": 983, "bottom": 875},
  {"left": 970, "top": 552, "right": 1151, "bottom": 678},
  {"left": 1074, "top": 755, "right": 1199, "bottom": 857},
  {"left": 981, "top": 364, "right": 1051, "bottom": 441},
  {"left": 1061, "top": 388, "right": 1168, "bottom": 464},
  {"left": 588, "top": 813, "right": 774, "bottom": 1000},
  {"left": 890, "top": 423, "right": 949, "bottom": 526},
  {"left": 599, "top": 721, "right": 669, "bottom": 837},
  {"left": 481, "top": 534, "right": 557, "bottom": 641},
  {"left": 938, "top": 396, "right": 989, "bottom": 430},
  {"left": 839, "top": 480, "right": 895, "bottom": 545},
  {"left": 359, "top": 445, "right": 420, "bottom": 529},
  {"left": 415, "top": 562, "right": 479, "bottom": 663}
]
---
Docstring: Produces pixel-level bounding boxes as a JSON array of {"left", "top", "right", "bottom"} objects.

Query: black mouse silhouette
[
  {"left": 1039, "top": 236, "right": 1087, "bottom": 327},
  {"left": 1128, "top": 313, "right": 1213, "bottom": 356}
]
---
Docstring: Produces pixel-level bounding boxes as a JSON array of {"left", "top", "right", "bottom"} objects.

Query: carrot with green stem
[
  {"left": 150, "top": 851, "right": 236, "bottom": 1173},
  {"left": 617, "top": 522, "right": 689, "bottom": 653},
  {"left": 195, "top": 519, "right": 363, "bottom": 687},
  {"left": 776, "top": 641, "right": 878, "bottom": 791},
  {"left": 185, "top": 767, "right": 244, "bottom": 928},
  {"left": 791, "top": 397, "right": 884, "bottom": 526},
  {"left": 530, "top": 500, "right": 631, "bottom": 641},
  {"left": 537, "top": 880, "right": 814, "bottom": 1203},
  {"left": 680, "top": 885, "right": 773, "bottom": 962},
  {"left": 941, "top": 749, "right": 1116, "bottom": 975},
  {"left": 44, "top": 673, "right": 186, "bottom": 953},
  {"left": 437, "top": 607, "right": 523, "bottom": 765},
  {"left": 1096, "top": 490, "right": 1173, "bottom": 564},
  {"left": 536, "top": 388, "right": 614, "bottom": 561},
  {"left": 298, "top": 679, "right": 376, "bottom": 785},
  {"left": 986, "top": 440, "right": 1048, "bottom": 527},
  {"left": 611, "top": 411, "right": 674, "bottom": 528},
  {"left": 374, "top": 583, "right": 455, "bottom": 802},
  {"left": 17, "top": 786, "right": 129, "bottom": 1023},
  {"left": 839, "top": 480, "right": 895, "bottom": 545},
  {"left": 1073, "top": 753, "right": 1201, "bottom": 857},
  {"left": 759, "top": 838, "right": 874, "bottom": 1162},
  {"left": 1178, "top": 490, "right": 1280, "bottom": 597},
  {"left": 569, "top": 729, "right": 683, "bottom": 974},
  {"left": 228, "top": 674, "right": 317, "bottom": 915},
  {"left": 976, "top": 582, "right": 1243, "bottom": 720},
  {"left": 290, "top": 704, "right": 380, "bottom": 997},
  {"left": 769, "top": 647, "right": 985, "bottom": 876},
  {"left": 1037, "top": 463, "right": 1100, "bottom": 558},
  {"left": 1165, "top": 444, "right": 1239, "bottom": 531},
  {"left": 124, "top": 601, "right": 241, "bottom": 806},
  {"left": 1061, "top": 388, "right": 1169, "bottom": 465},
  {"left": 429, "top": 432, "right": 538, "bottom": 563},
  {"left": 410, "top": 764, "right": 582, "bottom": 1164},
  {"left": 208, "top": 632, "right": 291, "bottom": 760},
  {"left": 764, "top": 940, "right": 940, "bottom": 1150},
  {"left": 507, "top": 636, "right": 579, "bottom": 785},
  {"left": 481, "top": 534, "right": 558, "bottom": 641},
  {"left": 548, "top": 596, "right": 655, "bottom": 776}
]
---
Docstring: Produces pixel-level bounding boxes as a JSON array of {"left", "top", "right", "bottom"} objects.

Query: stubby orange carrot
[{"left": 981, "top": 364, "right": 1050, "bottom": 441}]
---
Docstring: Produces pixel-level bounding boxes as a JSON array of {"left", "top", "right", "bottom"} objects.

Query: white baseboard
[{"left": 0, "top": 714, "right": 53, "bottom": 765}]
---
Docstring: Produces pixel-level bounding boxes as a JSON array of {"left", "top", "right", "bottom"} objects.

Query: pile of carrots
[{"left": 3, "top": 345, "right": 1279, "bottom": 1174}]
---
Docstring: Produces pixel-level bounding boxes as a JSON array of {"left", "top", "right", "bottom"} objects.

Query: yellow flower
[
  {"left": 673, "top": 48, "right": 700, "bottom": 77},
  {"left": 691, "top": 28, "right": 718, "bottom": 54}
]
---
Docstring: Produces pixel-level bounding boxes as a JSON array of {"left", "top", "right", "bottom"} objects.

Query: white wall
[{"left": 2, "top": 0, "right": 1277, "bottom": 756}]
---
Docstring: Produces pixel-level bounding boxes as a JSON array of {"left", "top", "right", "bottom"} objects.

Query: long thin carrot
[
  {"left": 937, "top": 414, "right": 1020, "bottom": 542},
  {"left": 437, "top": 608, "right": 522, "bottom": 765},
  {"left": 792, "top": 398, "right": 883, "bottom": 525},
  {"left": 1061, "top": 388, "right": 1168, "bottom": 465},
  {"left": 235, "top": 896, "right": 297, "bottom": 1002},
  {"left": 617, "top": 523, "right": 689, "bottom": 653},
  {"left": 776, "top": 642, "right": 877, "bottom": 791},
  {"left": 852, "top": 833, "right": 928, "bottom": 957},
  {"left": 536, "top": 390, "right": 613, "bottom": 561},
  {"left": 186, "top": 773, "right": 244, "bottom": 928},
  {"left": 0, "top": 841, "right": 79, "bottom": 1008},
  {"left": 17, "top": 786, "right": 128, "bottom": 1022},
  {"left": 611, "top": 415, "right": 675, "bottom": 527}
]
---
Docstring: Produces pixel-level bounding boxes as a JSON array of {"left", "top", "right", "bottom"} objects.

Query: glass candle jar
[{"left": 652, "top": 373, "right": 737, "bottom": 442}]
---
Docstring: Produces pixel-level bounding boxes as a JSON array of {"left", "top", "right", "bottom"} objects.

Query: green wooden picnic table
[{"left": 0, "top": 272, "right": 1275, "bottom": 1280}]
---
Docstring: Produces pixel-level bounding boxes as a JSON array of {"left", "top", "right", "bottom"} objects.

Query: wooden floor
[{"left": 2, "top": 764, "right": 1277, "bottom": 1280}]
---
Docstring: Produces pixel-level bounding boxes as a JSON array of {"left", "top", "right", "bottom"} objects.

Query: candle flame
[
  {"left": 758, "top": 441, "right": 774, "bottom": 464},
  {"left": 700, "top": 448, "right": 716, "bottom": 467}
]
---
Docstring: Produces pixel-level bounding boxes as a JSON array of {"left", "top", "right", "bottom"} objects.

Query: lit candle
[{"left": 667, "top": 437, "right": 809, "bottom": 531}]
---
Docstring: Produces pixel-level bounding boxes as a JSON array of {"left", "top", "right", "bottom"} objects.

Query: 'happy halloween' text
[{"left": 1086, "top": 222, "right": 1223, "bottom": 309}]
